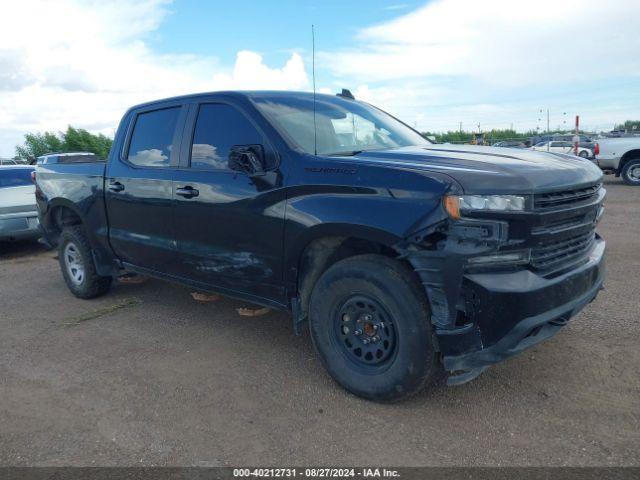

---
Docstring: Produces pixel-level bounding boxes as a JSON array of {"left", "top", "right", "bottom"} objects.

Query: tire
[
  {"left": 58, "top": 226, "right": 112, "bottom": 299},
  {"left": 309, "top": 254, "right": 440, "bottom": 402},
  {"left": 621, "top": 159, "right": 640, "bottom": 186},
  {"left": 578, "top": 150, "right": 589, "bottom": 159}
]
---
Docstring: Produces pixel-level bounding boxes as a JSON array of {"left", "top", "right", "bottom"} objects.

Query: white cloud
[
  {"left": 128, "top": 148, "right": 168, "bottom": 167},
  {"left": 2, "top": 0, "right": 639, "bottom": 156},
  {"left": 0, "top": 49, "right": 36, "bottom": 91},
  {"left": 212, "top": 51, "right": 308, "bottom": 91},
  {"left": 316, "top": 0, "right": 640, "bottom": 133},
  {"left": 323, "top": 0, "right": 640, "bottom": 86},
  {"left": 0, "top": 0, "right": 309, "bottom": 157}
]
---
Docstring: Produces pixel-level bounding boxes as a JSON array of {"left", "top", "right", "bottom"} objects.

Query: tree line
[
  {"left": 420, "top": 128, "right": 539, "bottom": 144},
  {"left": 14, "top": 126, "right": 113, "bottom": 162},
  {"left": 613, "top": 120, "right": 640, "bottom": 132},
  {"left": 424, "top": 120, "right": 640, "bottom": 144}
]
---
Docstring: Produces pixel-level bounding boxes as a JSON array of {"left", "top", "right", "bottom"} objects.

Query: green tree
[
  {"left": 614, "top": 120, "right": 640, "bottom": 132},
  {"left": 15, "top": 126, "right": 113, "bottom": 162},
  {"left": 62, "top": 126, "right": 113, "bottom": 159},
  {"left": 14, "top": 132, "right": 64, "bottom": 160},
  {"left": 422, "top": 128, "right": 540, "bottom": 144}
]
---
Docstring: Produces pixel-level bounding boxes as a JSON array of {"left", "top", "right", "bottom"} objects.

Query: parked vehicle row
[
  {"left": 493, "top": 137, "right": 597, "bottom": 159},
  {"left": 531, "top": 140, "right": 594, "bottom": 158},
  {"left": 490, "top": 134, "right": 640, "bottom": 184}
]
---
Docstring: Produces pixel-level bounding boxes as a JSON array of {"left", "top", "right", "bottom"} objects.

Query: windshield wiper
[{"left": 326, "top": 150, "right": 364, "bottom": 157}]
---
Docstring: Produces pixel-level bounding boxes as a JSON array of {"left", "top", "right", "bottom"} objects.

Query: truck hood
[{"left": 352, "top": 144, "right": 603, "bottom": 194}]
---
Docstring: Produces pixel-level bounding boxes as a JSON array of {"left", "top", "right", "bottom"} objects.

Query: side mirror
[{"left": 229, "top": 144, "right": 265, "bottom": 175}]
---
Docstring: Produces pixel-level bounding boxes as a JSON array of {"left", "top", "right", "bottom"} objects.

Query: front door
[
  {"left": 105, "top": 104, "right": 185, "bottom": 273},
  {"left": 171, "top": 102, "right": 286, "bottom": 303}
]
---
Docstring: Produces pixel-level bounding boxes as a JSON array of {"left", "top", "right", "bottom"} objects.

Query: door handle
[
  {"left": 176, "top": 186, "right": 199, "bottom": 198},
  {"left": 108, "top": 181, "right": 125, "bottom": 192}
]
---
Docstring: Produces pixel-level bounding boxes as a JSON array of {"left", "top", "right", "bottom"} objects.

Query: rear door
[
  {"left": 105, "top": 103, "right": 187, "bottom": 273},
  {"left": 171, "top": 101, "right": 286, "bottom": 303}
]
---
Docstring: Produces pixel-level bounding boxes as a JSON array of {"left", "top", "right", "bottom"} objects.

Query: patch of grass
[{"left": 65, "top": 297, "right": 142, "bottom": 326}]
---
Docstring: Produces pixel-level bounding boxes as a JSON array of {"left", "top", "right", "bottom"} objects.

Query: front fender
[{"left": 281, "top": 154, "right": 458, "bottom": 288}]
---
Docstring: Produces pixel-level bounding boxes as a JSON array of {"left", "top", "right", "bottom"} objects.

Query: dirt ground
[{"left": 1, "top": 177, "right": 638, "bottom": 467}]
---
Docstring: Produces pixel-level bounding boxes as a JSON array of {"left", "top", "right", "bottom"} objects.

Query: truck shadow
[
  {"left": 109, "top": 276, "right": 566, "bottom": 411},
  {"left": 0, "top": 239, "right": 49, "bottom": 260}
]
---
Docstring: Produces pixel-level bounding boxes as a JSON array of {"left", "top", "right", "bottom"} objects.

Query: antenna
[{"left": 312, "top": 24, "right": 317, "bottom": 156}]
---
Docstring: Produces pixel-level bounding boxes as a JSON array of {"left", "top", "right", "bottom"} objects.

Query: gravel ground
[{"left": 1, "top": 177, "right": 638, "bottom": 467}]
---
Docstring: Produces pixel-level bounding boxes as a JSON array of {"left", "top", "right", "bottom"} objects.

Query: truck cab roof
[{"left": 127, "top": 90, "right": 352, "bottom": 111}]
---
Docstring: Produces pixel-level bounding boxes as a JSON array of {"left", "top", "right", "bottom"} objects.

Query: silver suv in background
[{"left": 0, "top": 165, "right": 39, "bottom": 241}]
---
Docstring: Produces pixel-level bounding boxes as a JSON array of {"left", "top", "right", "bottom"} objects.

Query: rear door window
[
  {"left": 127, "top": 107, "right": 181, "bottom": 167},
  {"left": 0, "top": 169, "right": 33, "bottom": 188}
]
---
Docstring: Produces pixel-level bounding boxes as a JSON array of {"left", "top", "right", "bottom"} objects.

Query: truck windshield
[{"left": 253, "top": 94, "right": 430, "bottom": 156}]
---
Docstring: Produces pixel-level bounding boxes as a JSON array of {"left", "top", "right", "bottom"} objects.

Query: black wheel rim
[{"left": 334, "top": 295, "right": 397, "bottom": 369}]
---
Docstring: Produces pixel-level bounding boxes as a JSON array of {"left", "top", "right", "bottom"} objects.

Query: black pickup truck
[{"left": 35, "top": 90, "right": 606, "bottom": 401}]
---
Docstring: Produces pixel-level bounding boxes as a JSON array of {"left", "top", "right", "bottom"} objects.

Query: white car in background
[
  {"left": 0, "top": 165, "right": 40, "bottom": 242},
  {"left": 531, "top": 140, "right": 593, "bottom": 158}
]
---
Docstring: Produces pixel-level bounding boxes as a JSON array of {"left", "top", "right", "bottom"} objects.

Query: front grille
[
  {"left": 534, "top": 183, "right": 602, "bottom": 210},
  {"left": 530, "top": 231, "right": 596, "bottom": 271}
]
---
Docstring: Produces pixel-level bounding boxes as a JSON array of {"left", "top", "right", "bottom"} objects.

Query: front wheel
[
  {"left": 621, "top": 159, "right": 640, "bottom": 186},
  {"left": 578, "top": 150, "right": 589, "bottom": 158},
  {"left": 58, "top": 226, "right": 112, "bottom": 299},
  {"left": 309, "top": 254, "right": 440, "bottom": 402}
]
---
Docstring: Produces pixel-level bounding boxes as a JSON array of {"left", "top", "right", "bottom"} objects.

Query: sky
[{"left": 1, "top": 0, "right": 639, "bottom": 157}]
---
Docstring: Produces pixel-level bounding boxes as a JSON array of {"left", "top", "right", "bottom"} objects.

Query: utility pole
[
  {"left": 547, "top": 108, "right": 550, "bottom": 151},
  {"left": 540, "top": 108, "right": 550, "bottom": 151},
  {"left": 574, "top": 115, "right": 580, "bottom": 156},
  {"left": 547, "top": 109, "right": 550, "bottom": 134}
]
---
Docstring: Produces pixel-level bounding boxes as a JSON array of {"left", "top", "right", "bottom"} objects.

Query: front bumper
[
  {"left": 445, "top": 238, "right": 604, "bottom": 383},
  {"left": 407, "top": 236, "right": 605, "bottom": 385},
  {"left": 0, "top": 214, "right": 40, "bottom": 241}
]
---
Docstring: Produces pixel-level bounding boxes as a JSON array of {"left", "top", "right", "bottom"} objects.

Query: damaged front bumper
[{"left": 404, "top": 234, "right": 606, "bottom": 385}]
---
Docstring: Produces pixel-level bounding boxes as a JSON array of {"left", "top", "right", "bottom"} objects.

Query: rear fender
[{"left": 43, "top": 198, "right": 117, "bottom": 277}]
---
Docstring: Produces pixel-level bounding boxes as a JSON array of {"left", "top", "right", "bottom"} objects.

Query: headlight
[
  {"left": 467, "top": 250, "right": 530, "bottom": 266},
  {"left": 444, "top": 195, "right": 526, "bottom": 219}
]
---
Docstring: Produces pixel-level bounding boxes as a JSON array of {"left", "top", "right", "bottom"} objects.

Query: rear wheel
[
  {"left": 58, "top": 226, "right": 112, "bottom": 299},
  {"left": 578, "top": 150, "right": 589, "bottom": 158},
  {"left": 621, "top": 159, "right": 640, "bottom": 186},
  {"left": 309, "top": 254, "right": 440, "bottom": 402}
]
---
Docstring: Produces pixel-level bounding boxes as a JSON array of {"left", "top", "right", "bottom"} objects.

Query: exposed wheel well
[
  {"left": 47, "top": 206, "right": 83, "bottom": 244},
  {"left": 619, "top": 149, "right": 640, "bottom": 174},
  {"left": 295, "top": 236, "right": 402, "bottom": 321}
]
